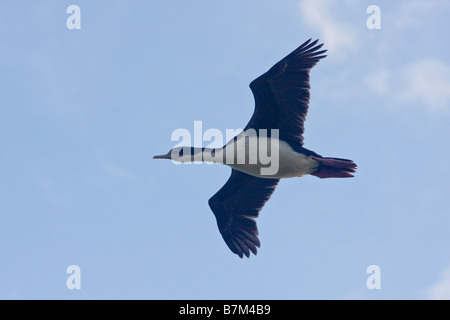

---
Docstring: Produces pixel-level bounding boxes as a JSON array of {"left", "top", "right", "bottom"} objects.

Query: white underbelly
[{"left": 217, "top": 135, "right": 318, "bottom": 179}]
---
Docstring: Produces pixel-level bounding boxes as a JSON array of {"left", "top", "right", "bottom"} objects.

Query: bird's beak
[{"left": 153, "top": 153, "right": 171, "bottom": 160}]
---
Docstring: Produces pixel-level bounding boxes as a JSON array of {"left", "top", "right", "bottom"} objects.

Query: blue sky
[{"left": 1, "top": 0, "right": 450, "bottom": 299}]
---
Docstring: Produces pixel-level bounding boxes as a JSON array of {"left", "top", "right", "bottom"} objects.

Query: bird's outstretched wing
[
  {"left": 208, "top": 169, "right": 279, "bottom": 258},
  {"left": 246, "top": 39, "right": 327, "bottom": 148}
]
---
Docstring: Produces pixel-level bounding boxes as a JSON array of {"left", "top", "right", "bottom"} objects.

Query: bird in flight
[{"left": 154, "top": 39, "right": 356, "bottom": 258}]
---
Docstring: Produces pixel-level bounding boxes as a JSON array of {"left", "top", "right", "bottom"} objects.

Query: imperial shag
[{"left": 154, "top": 39, "right": 357, "bottom": 258}]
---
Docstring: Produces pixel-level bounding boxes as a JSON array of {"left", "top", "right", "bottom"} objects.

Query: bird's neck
[{"left": 182, "top": 147, "right": 218, "bottom": 163}]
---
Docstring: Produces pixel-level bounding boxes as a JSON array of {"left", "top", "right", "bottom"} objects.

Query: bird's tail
[{"left": 310, "top": 156, "right": 357, "bottom": 178}]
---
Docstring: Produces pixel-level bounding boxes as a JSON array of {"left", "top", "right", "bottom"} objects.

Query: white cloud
[
  {"left": 395, "top": 0, "right": 450, "bottom": 30},
  {"left": 426, "top": 266, "right": 450, "bottom": 300},
  {"left": 364, "top": 69, "right": 391, "bottom": 95},
  {"left": 298, "top": 0, "right": 357, "bottom": 56},
  {"left": 398, "top": 59, "right": 450, "bottom": 112}
]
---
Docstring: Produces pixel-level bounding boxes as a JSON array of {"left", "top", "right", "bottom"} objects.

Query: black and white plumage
[
  {"left": 208, "top": 170, "right": 279, "bottom": 258},
  {"left": 246, "top": 38, "right": 327, "bottom": 147},
  {"left": 154, "top": 39, "right": 356, "bottom": 258}
]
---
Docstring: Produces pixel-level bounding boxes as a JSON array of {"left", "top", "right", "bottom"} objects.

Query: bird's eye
[{"left": 179, "top": 149, "right": 184, "bottom": 156}]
